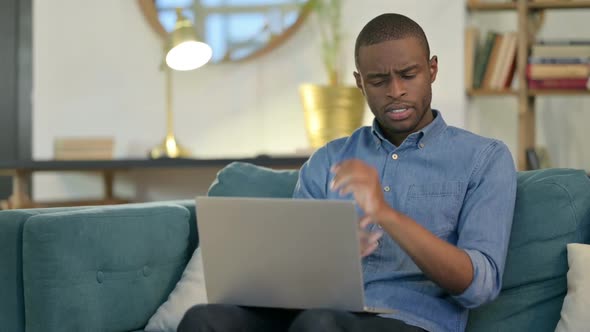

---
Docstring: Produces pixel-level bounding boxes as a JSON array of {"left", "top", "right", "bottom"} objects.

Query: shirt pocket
[{"left": 405, "top": 181, "right": 464, "bottom": 237}]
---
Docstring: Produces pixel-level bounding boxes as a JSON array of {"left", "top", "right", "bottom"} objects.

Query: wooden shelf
[
  {"left": 466, "top": 2, "right": 517, "bottom": 11},
  {"left": 467, "top": 89, "right": 518, "bottom": 96},
  {"left": 469, "top": 89, "right": 590, "bottom": 96},
  {"left": 528, "top": 89, "right": 590, "bottom": 96},
  {"left": 467, "top": 1, "right": 590, "bottom": 11},
  {"left": 529, "top": 1, "right": 590, "bottom": 9}
]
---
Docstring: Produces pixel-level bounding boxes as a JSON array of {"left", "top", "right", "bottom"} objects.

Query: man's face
[{"left": 354, "top": 37, "right": 438, "bottom": 145}]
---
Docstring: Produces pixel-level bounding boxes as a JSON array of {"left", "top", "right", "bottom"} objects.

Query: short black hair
[{"left": 354, "top": 13, "right": 430, "bottom": 67}]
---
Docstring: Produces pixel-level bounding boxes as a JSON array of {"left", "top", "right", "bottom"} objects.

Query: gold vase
[{"left": 299, "top": 84, "right": 365, "bottom": 149}]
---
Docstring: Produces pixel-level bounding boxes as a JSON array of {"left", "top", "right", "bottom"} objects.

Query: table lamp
[{"left": 150, "top": 8, "right": 212, "bottom": 159}]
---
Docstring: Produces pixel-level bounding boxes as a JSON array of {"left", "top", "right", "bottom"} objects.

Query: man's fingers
[
  {"left": 368, "top": 230, "right": 383, "bottom": 244},
  {"left": 330, "top": 173, "right": 353, "bottom": 191},
  {"left": 359, "top": 229, "right": 383, "bottom": 258},
  {"left": 359, "top": 215, "right": 373, "bottom": 228},
  {"left": 338, "top": 183, "right": 356, "bottom": 196},
  {"left": 361, "top": 242, "right": 379, "bottom": 257},
  {"left": 330, "top": 160, "right": 368, "bottom": 192}
]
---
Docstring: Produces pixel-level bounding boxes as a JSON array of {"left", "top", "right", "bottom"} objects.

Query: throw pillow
[
  {"left": 554, "top": 243, "right": 590, "bottom": 332},
  {"left": 208, "top": 161, "right": 299, "bottom": 198},
  {"left": 144, "top": 248, "right": 207, "bottom": 332}
]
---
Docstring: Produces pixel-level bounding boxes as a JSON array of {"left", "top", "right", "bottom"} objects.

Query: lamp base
[{"left": 149, "top": 135, "right": 192, "bottom": 159}]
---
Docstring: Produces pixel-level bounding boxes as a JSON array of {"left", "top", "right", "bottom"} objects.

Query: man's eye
[
  {"left": 402, "top": 74, "right": 416, "bottom": 80},
  {"left": 370, "top": 81, "right": 385, "bottom": 86}
]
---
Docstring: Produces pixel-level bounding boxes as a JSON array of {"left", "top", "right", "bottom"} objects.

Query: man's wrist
[{"left": 373, "top": 202, "right": 399, "bottom": 226}]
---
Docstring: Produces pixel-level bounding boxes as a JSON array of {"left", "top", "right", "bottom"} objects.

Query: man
[{"left": 178, "top": 13, "right": 516, "bottom": 332}]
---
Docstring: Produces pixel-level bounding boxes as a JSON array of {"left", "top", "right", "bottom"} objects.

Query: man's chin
[{"left": 382, "top": 119, "right": 417, "bottom": 135}]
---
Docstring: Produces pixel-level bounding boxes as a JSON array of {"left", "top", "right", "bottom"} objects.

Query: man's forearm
[{"left": 376, "top": 207, "right": 474, "bottom": 295}]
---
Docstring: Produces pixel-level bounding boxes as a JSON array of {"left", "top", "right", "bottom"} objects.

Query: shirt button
[
  {"left": 391, "top": 154, "right": 398, "bottom": 160},
  {"left": 383, "top": 186, "right": 391, "bottom": 192},
  {"left": 419, "top": 143, "right": 425, "bottom": 149}
]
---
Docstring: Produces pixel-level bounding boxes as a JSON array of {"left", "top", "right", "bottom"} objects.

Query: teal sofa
[{"left": 1, "top": 163, "right": 589, "bottom": 332}]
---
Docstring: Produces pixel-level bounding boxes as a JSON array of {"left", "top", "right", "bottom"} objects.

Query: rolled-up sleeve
[{"left": 452, "top": 141, "right": 517, "bottom": 309}]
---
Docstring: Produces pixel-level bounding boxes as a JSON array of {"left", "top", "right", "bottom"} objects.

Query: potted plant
[{"left": 299, "top": 0, "right": 365, "bottom": 149}]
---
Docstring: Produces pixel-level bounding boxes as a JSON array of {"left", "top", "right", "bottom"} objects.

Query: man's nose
[{"left": 387, "top": 77, "right": 407, "bottom": 99}]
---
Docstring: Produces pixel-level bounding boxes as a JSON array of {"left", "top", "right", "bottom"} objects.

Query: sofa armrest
[{"left": 21, "top": 204, "right": 191, "bottom": 332}]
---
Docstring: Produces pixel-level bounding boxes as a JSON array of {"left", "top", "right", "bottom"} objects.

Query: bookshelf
[{"left": 466, "top": 0, "right": 590, "bottom": 170}]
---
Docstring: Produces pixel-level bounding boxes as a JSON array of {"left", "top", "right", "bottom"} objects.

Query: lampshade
[{"left": 165, "top": 9, "right": 212, "bottom": 71}]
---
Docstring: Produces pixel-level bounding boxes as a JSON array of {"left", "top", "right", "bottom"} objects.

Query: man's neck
[{"left": 384, "top": 109, "right": 435, "bottom": 147}]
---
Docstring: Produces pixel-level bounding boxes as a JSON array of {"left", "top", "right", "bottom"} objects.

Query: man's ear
[
  {"left": 429, "top": 56, "right": 438, "bottom": 83},
  {"left": 353, "top": 71, "right": 365, "bottom": 95}
]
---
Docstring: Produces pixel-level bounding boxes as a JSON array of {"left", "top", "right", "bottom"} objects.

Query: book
[
  {"left": 529, "top": 57, "right": 590, "bottom": 64},
  {"left": 504, "top": 33, "right": 518, "bottom": 88},
  {"left": 482, "top": 34, "right": 504, "bottom": 89},
  {"left": 494, "top": 32, "right": 517, "bottom": 89},
  {"left": 54, "top": 150, "right": 114, "bottom": 160},
  {"left": 54, "top": 139, "right": 113, "bottom": 150},
  {"left": 528, "top": 78, "right": 589, "bottom": 90},
  {"left": 536, "top": 39, "right": 590, "bottom": 45},
  {"left": 527, "top": 63, "right": 590, "bottom": 79},
  {"left": 531, "top": 44, "right": 590, "bottom": 58},
  {"left": 465, "top": 27, "right": 479, "bottom": 90},
  {"left": 489, "top": 33, "right": 509, "bottom": 89},
  {"left": 473, "top": 31, "right": 499, "bottom": 89}
]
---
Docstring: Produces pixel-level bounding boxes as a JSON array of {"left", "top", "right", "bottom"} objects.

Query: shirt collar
[{"left": 370, "top": 109, "right": 447, "bottom": 149}]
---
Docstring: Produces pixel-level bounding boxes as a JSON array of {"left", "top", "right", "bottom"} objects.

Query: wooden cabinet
[{"left": 466, "top": 0, "right": 590, "bottom": 170}]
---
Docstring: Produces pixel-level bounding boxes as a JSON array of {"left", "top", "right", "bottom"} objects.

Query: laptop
[{"left": 195, "top": 196, "right": 394, "bottom": 314}]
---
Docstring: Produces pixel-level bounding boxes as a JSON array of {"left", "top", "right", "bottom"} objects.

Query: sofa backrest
[
  {"left": 0, "top": 201, "right": 197, "bottom": 332},
  {"left": 0, "top": 206, "right": 98, "bottom": 332},
  {"left": 208, "top": 162, "right": 590, "bottom": 332}
]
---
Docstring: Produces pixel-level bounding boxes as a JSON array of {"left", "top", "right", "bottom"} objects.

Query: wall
[
  {"left": 32, "top": 0, "right": 465, "bottom": 201},
  {"left": 0, "top": 0, "right": 19, "bottom": 199},
  {"left": 0, "top": 0, "right": 32, "bottom": 199}
]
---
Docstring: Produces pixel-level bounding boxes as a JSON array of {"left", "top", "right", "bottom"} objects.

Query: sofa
[{"left": 1, "top": 162, "right": 589, "bottom": 332}]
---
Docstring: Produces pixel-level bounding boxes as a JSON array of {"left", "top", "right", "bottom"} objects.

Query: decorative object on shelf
[
  {"left": 54, "top": 137, "right": 114, "bottom": 160},
  {"left": 137, "top": 0, "right": 312, "bottom": 63},
  {"left": 150, "top": 9, "right": 212, "bottom": 159},
  {"left": 299, "top": 0, "right": 365, "bottom": 149}
]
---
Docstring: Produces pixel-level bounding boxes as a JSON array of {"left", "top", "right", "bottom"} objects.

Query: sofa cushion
[
  {"left": 467, "top": 168, "right": 590, "bottom": 332},
  {"left": 21, "top": 204, "right": 191, "bottom": 332},
  {"left": 207, "top": 161, "right": 299, "bottom": 198}
]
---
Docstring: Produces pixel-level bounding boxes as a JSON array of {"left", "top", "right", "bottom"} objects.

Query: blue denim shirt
[{"left": 293, "top": 110, "right": 517, "bottom": 332}]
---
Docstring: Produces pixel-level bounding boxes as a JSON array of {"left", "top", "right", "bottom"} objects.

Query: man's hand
[
  {"left": 359, "top": 215, "right": 383, "bottom": 257},
  {"left": 330, "top": 159, "right": 388, "bottom": 219},
  {"left": 330, "top": 160, "right": 387, "bottom": 257},
  {"left": 331, "top": 159, "right": 474, "bottom": 294}
]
